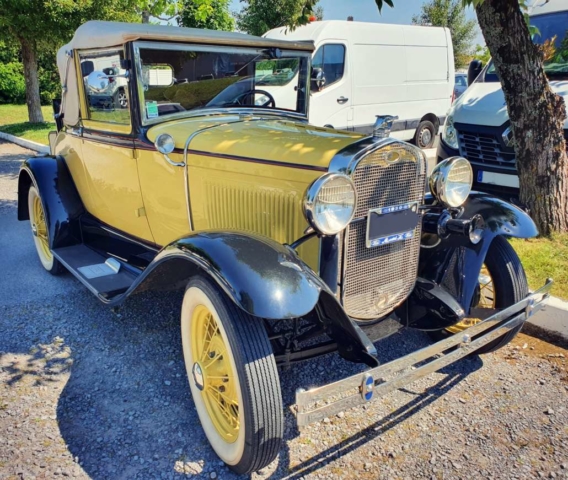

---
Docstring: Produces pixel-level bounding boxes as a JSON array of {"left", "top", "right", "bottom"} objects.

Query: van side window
[
  {"left": 79, "top": 50, "right": 130, "bottom": 125},
  {"left": 312, "top": 44, "right": 346, "bottom": 89}
]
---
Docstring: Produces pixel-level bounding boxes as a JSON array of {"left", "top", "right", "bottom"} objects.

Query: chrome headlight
[
  {"left": 304, "top": 173, "right": 356, "bottom": 235},
  {"left": 442, "top": 114, "right": 459, "bottom": 150},
  {"left": 429, "top": 157, "right": 473, "bottom": 208}
]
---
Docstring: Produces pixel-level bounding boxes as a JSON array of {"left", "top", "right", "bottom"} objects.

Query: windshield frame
[{"left": 133, "top": 41, "right": 311, "bottom": 127}]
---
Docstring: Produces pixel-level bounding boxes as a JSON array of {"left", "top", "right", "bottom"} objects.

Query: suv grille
[
  {"left": 457, "top": 127, "right": 516, "bottom": 168},
  {"left": 342, "top": 143, "right": 426, "bottom": 320}
]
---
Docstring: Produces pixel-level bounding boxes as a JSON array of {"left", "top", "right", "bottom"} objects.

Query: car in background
[{"left": 454, "top": 73, "right": 468, "bottom": 99}]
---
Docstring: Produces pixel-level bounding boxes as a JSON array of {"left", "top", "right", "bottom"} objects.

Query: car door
[
  {"left": 77, "top": 48, "right": 155, "bottom": 244},
  {"left": 309, "top": 43, "right": 353, "bottom": 130}
]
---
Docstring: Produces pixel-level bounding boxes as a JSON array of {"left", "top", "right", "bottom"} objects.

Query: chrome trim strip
[{"left": 294, "top": 279, "right": 553, "bottom": 428}]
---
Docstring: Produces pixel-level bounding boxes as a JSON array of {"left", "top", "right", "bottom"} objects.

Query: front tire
[
  {"left": 429, "top": 236, "right": 528, "bottom": 354},
  {"left": 27, "top": 186, "right": 64, "bottom": 275},
  {"left": 181, "top": 276, "right": 283, "bottom": 475}
]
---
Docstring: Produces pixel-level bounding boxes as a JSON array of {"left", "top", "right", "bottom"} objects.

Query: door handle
[{"left": 337, "top": 96, "right": 349, "bottom": 104}]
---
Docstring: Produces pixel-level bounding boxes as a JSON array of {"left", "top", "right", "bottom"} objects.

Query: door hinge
[
  {"left": 135, "top": 207, "right": 146, "bottom": 217},
  {"left": 133, "top": 149, "right": 140, "bottom": 159}
]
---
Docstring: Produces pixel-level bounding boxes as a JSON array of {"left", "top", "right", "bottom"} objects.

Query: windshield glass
[
  {"left": 485, "top": 11, "right": 568, "bottom": 81},
  {"left": 137, "top": 43, "right": 310, "bottom": 122}
]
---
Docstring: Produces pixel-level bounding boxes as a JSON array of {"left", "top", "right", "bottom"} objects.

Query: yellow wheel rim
[
  {"left": 190, "top": 304, "right": 239, "bottom": 443},
  {"left": 31, "top": 194, "right": 52, "bottom": 262},
  {"left": 446, "top": 264, "right": 495, "bottom": 333}
]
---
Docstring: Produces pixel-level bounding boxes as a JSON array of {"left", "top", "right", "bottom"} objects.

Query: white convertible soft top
[{"left": 57, "top": 21, "right": 313, "bottom": 126}]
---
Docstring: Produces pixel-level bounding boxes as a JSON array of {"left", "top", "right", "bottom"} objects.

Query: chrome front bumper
[{"left": 294, "top": 279, "right": 553, "bottom": 428}]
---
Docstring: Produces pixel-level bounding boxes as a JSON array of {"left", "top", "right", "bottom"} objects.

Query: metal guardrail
[{"left": 294, "top": 279, "right": 553, "bottom": 428}]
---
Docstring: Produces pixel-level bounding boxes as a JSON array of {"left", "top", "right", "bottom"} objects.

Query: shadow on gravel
[
  {"left": 274, "top": 332, "right": 484, "bottom": 479},
  {"left": 0, "top": 152, "right": 27, "bottom": 180}
]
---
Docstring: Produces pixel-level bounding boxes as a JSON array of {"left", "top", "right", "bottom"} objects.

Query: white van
[
  {"left": 263, "top": 20, "right": 455, "bottom": 148},
  {"left": 437, "top": 0, "right": 568, "bottom": 198}
]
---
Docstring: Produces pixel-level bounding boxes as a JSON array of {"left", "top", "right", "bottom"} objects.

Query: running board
[{"left": 53, "top": 245, "right": 138, "bottom": 301}]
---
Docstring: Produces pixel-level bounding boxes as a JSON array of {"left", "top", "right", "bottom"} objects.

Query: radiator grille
[
  {"left": 458, "top": 129, "right": 516, "bottom": 168},
  {"left": 342, "top": 143, "right": 426, "bottom": 320}
]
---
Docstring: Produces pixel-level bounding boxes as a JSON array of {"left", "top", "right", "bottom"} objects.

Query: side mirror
[
  {"left": 467, "top": 60, "right": 483, "bottom": 86},
  {"left": 86, "top": 70, "right": 110, "bottom": 93},
  {"left": 311, "top": 68, "right": 326, "bottom": 92}
]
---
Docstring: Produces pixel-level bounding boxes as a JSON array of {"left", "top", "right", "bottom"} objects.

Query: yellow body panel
[
  {"left": 80, "top": 139, "right": 155, "bottom": 243},
  {"left": 147, "top": 116, "right": 362, "bottom": 169},
  {"left": 140, "top": 116, "right": 362, "bottom": 268}
]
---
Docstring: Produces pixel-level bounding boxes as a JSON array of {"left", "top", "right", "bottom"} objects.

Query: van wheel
[
  {"left": 428, "top": 236, "right": 528, "bottom": 354},
  {"left": 27, "top": 186, "right": 64, "bottom": 275},
  {"left": 414, "top": 120, "right": 436, "bottom": 148},
  {"left": 115, "top": 89, "right": 128, "bottom": 109},
  {"left": 181, "top": 276, "right": 283, "bottom": 475}
]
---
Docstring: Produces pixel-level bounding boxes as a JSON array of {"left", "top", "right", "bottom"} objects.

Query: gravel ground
[{"left": 1, "top": 141, "right": 568, "bottom": 480}]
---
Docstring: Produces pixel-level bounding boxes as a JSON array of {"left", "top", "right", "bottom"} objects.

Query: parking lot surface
[{"left": 1, "top": 140, "right": 567, "bottom": 480}]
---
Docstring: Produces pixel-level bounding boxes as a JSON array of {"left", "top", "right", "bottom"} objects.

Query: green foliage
[
  {"left": 0, "top": 63, "right": 26, "bottom": 103},
  {"left": 412, "top": 0, "right": 478, "bottom": 69},
  {"left": 135, "top": 0, "right": 179, "bottom": 23},
  {"left": 236, "top": 0, "right": 320, "bottom": 37},
  {"left": 473, "top": 44, "right": 490, "bottom": 64},
  {"left": 178, "top": 0, "right": 234, "bottom": 30}
]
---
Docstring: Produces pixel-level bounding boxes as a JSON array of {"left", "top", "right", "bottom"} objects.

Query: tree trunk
[
  {"left": 19, "top": 38, "right": 44, "bottom": 124},
  {"left": 142, "top": 10, "right": 151, "bottom": 23},
  {"left": 476, "top": 0, "right": 568, "bottom": 235}
]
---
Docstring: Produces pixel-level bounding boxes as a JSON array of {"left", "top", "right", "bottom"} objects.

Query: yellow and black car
[{"left": 18, "top": 21, "right": 552, "bottom": 475}]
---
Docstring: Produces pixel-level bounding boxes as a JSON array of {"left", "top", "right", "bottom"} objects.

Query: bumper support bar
[{"left": 294, "top": 279, "right": 553, "bottom": 428}]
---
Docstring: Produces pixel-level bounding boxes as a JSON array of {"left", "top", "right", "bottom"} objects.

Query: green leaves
[
  {"left": 178, "top": 0, "right": 234, "bottom": 30},
  {"left": 374, "top": 0, "right": 394, "bottom": 13}
]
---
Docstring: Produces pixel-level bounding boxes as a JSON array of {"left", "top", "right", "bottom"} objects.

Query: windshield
[
  {"left": 485, "top": 10, "right": 568, "bottom": 81},
  {"left": 136, "top": 43, "right": 310, "bottom": 122}
]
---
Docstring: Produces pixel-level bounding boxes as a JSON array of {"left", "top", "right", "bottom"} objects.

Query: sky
[{"left": 229, "top": 0, "right": 485, "bottom": 46}]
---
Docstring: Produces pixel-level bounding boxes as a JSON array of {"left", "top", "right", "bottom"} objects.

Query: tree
[
  {"left": 411, "top": 0, "right": 477, "bottom": 69},
  {"left": 0, "top": 0, "right": 138, "bottom": 123},
  {"left": 235, "top": 0, "right": 320, "bottom": 37},
  {"left": 178, "top": 0, "right": 235, "bottom": 30},
  {"left": 473, "top": 44, "right": 490, "bottom": 64},
  {"left": 375, "top": 0, "right": 568, "bottom": 235},
  {"left": 136, "top": 0, "right": 179, "bottom": 24}
]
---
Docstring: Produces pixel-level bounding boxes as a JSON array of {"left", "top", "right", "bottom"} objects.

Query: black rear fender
[{"left": 18, "top": 156, "right": 84, "bottom": 249}]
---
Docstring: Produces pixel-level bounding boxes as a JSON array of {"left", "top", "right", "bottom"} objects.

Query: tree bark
[
  {"left": 142, "top": 10, "right": 151, "bottom": 23},
  {"left": 476, "top": 0, "right": 568, "bottom": 235},
  {"left": 19, "top": 37, "right": 44, "bottom": 124}
]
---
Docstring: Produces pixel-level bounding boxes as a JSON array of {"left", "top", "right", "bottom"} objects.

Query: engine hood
[
  {"left": 452, "top": 80, "right": 568, "bottom": 129},
  {"left": 146, "top": 114, "right": 364, "bottom": 170}
]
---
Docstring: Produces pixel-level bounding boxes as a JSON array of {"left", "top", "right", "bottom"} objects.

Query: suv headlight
[
  {"left": 429, "top": 157, "right": 473, "bottom": 208},
  {"left": 442, "top": 114, "right": 459, "bottom": 150},
  {"left": 303, "top": 173, "right": 356, "bottom": 235}
]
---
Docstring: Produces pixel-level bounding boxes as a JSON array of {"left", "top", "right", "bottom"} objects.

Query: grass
[
  {"left": 0, "top": 104, "right": 54, "bottom": 145},
  {"left": 510, "top": 233, "right": 568, "bottom": 300}
]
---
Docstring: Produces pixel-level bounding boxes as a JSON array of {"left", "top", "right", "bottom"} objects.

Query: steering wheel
[{"left": 234, "top": 89, "right": 276, "bottom": 108}]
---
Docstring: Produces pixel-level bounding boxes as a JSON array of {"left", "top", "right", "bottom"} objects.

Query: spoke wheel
[
  {"left": 181, "top": 276, "right": 283, "bottom": 474},
  {"left": 429, "top": 236, "right": 528, "bottom": 354},
  {"left": 191, "top": 305, "right": 240, "bottom": 443},
  {"left": 27, "top": 186, "right": 63, "bottom": 275}
]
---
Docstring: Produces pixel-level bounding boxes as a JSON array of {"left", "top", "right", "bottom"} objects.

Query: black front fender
[
  {"left": 18, "top": 156, "right": 84, "bottom": 249},
  {"left": 137, "top": 231, "right": 325, "bottom": 321},
  {"left": 409, "top": 192, "right": 537, "bottom": 329}
]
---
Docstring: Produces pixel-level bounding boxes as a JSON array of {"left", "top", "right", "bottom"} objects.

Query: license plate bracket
[{"left": 366, "top": 202, "right": 419, "bottom": 248}]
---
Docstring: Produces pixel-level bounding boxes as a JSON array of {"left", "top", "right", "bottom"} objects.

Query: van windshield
[
  {"left": 485, "top": 11, "right": 568, "bottom": 81},
  {"left": 136, "top": 43, "right": 310, "bottom": 123}
]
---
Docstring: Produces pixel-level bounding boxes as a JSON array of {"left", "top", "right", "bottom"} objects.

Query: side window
[
  {"left": 79, "top": 50, "right": 130, "bottom": 125},
  {"left": 312, "top": 44, "right": 346, "bottom": 90}
]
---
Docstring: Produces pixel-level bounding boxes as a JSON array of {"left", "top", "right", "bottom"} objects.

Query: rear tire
[
  {"left": 27, "top": 186, "right": 64, "bottom": 275},
  {"left": 429, "top": 236, "right": 528, "bottom": 354},
  {"left": 181, "top": 276, "right": 283, "bottom": 475},
  {"left": 414, "top": 120, "right": 436, "bottom": 148}
]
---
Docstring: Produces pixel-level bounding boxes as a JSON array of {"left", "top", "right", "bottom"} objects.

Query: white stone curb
[
  {"left": 546, "top": 295, "right": 568, "bottom": 312},
  {"left": 0, "top": 131, "right": 49, "bottom": 154}
]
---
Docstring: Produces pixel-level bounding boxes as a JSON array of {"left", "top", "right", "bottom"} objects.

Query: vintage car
[{"left": 18, "top": 21, "right": 552, "bottom": 475}]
